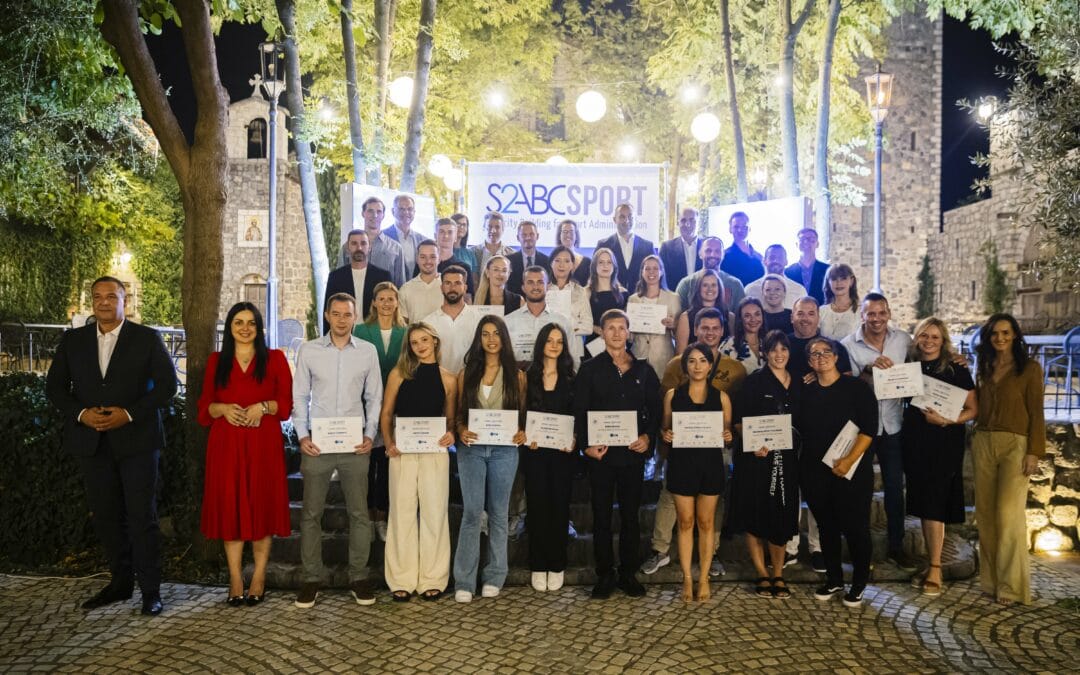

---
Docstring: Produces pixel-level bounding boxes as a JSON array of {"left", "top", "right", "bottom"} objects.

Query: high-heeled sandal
[{"left": 227, "top": 593, "right": 246, "bottom": 607}]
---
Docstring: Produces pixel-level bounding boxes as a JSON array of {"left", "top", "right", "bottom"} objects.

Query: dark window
[
  {"left": 247, "top": 119, "right": 267, "bottom": 159},
  {"left": 910, "top": 131, "right": 917, "bottom": 151},
  {"left": 970, "top": 281, "right": 976, "bottom": 301}
]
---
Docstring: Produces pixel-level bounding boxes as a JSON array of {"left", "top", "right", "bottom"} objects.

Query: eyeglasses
[{"left": 807, "top": 350, "right": 835, "bottom": 360}]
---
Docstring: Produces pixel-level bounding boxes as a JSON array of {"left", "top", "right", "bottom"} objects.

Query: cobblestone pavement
[{"left": 1, "top": 557, "right": 1077, "bottom": 674}]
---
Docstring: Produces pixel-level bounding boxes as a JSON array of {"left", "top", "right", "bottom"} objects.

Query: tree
[
  {"left": 981, "top": 241, "right": 1009, "bottom": 314},
  {"left": 275, "top": 0, "right": 330, "bottom": 333},
  {"left": 398, "top": 0, "right": 436, "bottom": 192},
  {"left": 720, "top": 0, "right": 748, "bottom": 202},
  {"left": 915, "top": 252, "right": 934, "bottom": 318},
  {"left": 339, "top": 0, "right": 367, "bottom": 180},
  {"left": 778, "top": 0, "right": 817, "bottom": 196},
  {"left": 98, "top": 0, "right": 230, "bottom": 547},
  {"left": 813, "top": 0, "right": 841, "bottom": 248},
  {"left": 370, "top": 0, "right": 397, "bottom": 186}
]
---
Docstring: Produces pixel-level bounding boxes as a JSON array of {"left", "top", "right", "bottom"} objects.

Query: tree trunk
[
  {"left": 371, "top": 0, "right": 397, "bottom": 185},
  {"left": 99, "top": 0, "right": 227, "bottom": 557},
  {"left": 814, "top": 0, "right": 841, "bottom": 254},
  {"left": 779, "top": 0, "right": 816, "bottom": 197},
  {"left": 720, "top": 0, "right": 748, "bottom": 202},
  {"left": 340, "top": 0, "right": 366, "bottom": 181},
  {"left": 277, "top": 0, "right": 331, "bottom": 333},
  {"left": 398, "top": 0, "right": 437, "bottom": 193},
  {"left": 668, "top": 134, "right": 682, "bottom": 232}
]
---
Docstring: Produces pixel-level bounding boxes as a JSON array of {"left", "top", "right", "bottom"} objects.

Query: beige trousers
[
  {"left": 384, "top": 452, "right": 451, "bottom": 593},
  {"left": 972, "top": 430, "right": 1032, "bottom": 604}
]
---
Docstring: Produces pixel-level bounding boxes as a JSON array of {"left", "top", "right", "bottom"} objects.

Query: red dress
[{"left": 198, "top": 349, "right": 293, "bottom": 541}]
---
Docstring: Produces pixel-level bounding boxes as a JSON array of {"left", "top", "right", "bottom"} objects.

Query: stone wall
[
  {"left": 1027, "top": 424, "right": 1080, "bottom": 552},
  {"left": 828, "top": 12, "right": 943, "bottom": 328}
]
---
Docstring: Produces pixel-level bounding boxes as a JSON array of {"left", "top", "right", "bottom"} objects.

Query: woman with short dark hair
[{"left": 557, "top": 219, "right": 591, "bottom": 286}]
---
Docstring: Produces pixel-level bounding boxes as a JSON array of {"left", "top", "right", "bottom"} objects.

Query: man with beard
[
  {"left": 674, "top": 236, "right": 745, "bottom": 311},
  {"left": 324, "top": 230, "right": 392, "bottom": 334},
  {"left": 744, "top": 244, "right": 807, "bottom": 308},
  {"left": 359, "top": 197, "right": 406, "bottom": 288},
  {"left": 504, "top": 267, "right": 578, "bottom": 367},
  {"left": 421, "top": 266, "right": 479, "bottom": 374}
]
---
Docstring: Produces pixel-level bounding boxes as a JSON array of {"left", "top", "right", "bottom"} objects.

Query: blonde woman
[
  {"left": 627, "top": 254, "right": 681, "bottom": 378},
  {"left": 474, "top": 255, "right": 522, "bottom": 314},
  {"left": 380, "top": 322, "right": 458, "bottom": 601},
  {"left": 819, "top": 264, "right": 860, "bottom": 340},
  {"left": 353, "top": 281, "right": 407, "bottom": 541}
]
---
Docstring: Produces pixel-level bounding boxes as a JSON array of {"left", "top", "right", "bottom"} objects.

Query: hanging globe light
[
  {"left": 545, "top": 155, "right": 569, "bottom": 165},
  {"left": 428, "top": 154, "right": 452, "bottom": 177},
  {"left": 388, "top": 76, "right": 414, "bottom": 108},
  {"left": 443, "top": 168, "right": 464, "bottom": 192},
  {"left": 575, "top": 90, "right": 607, "bottom": 123},
  {"left": 690, "top": 112, "right": 721, "bottom": 143}
]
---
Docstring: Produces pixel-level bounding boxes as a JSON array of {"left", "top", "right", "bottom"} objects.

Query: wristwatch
[{"left": 260, "top": 401, "right": 270, "bottom": 415}]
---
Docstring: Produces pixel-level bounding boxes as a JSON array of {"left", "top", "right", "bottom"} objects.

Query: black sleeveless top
[
  {"left": 397, "top": 362, "right": 445, "bottom": 417},
  {"left": 671, "top": 382, "right": 723, "bottom": 415}
]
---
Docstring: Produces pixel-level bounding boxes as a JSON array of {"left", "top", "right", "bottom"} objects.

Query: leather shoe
[
  {"left": 618, "top": 574, "right": 646, "bottom": 597},
  {"left": 141, "top": 594, "right": 163, "bottom": 616},
  {"left": 81, "top": 583, "right": 133, "bottom": 610},
  {"left": 591, "top": 572, "right": 617, "bottom": 600}
]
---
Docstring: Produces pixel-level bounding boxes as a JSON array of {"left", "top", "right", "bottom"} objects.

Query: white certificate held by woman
[
  {"left": 468, "top": 409, "right": 519, "bottom": 446},
  {"left": 587, "top": 410, "right": 637, "bottom": 446},
  {"left": 821, "top": 420, "right": 862, "bottom": 480},
  {"left": 525, "top": 411, "right": 574, "bottom": 451},
  {"left": 910, "top": 376, "right": 967, "bottom": 422},
  {"left": 872, "top": 361, "right": 925, "bottom": 399},
  {"left": 672, "top": 411, "right": 724, "bottom": 448},
  {"left": 396, "top": 416, "right": 446, "bottom": 453},
  {"left": 627, "top": 303, "right": 669, "bottom": 335},
  {"left": 741, "top": 414, "right": 792, "bottom": 453}
]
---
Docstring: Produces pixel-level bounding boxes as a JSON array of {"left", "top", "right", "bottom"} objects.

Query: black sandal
[
  {"left": 420, "top": 589, "right": 442, "bottom": 601},
  {"left": 754, "top": 577, "right": 773, "bottom": 597},
  {"left": 391, "top": 590, "right": 411, "bottom": 602},
  {"left": 771, "top": 577, "right": 791, "bottom": 600}
]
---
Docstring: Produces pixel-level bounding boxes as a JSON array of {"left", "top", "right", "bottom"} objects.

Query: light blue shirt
[
  {"left": 841, "top": 324, "right": 912, "bottom": 435},
  {"left": 292, "top": 334, "right": 383, "bottom": 442}
]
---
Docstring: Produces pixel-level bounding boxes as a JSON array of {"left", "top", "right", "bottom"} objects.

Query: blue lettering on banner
[{"left": 483, "top": 181, "right": 647, "bottom": 217}]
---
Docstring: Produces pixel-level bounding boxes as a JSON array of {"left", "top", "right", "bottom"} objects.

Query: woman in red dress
[{"left": 198, "top": 302, "right": 293, "bottom": 606}]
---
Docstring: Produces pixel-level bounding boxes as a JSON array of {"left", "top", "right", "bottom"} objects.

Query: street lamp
[
  {"left": 259, "top": 41, "right": 285, "bottom": 347},
  {"left": 865, "top": 64, "right": 894, "bottom": 293}
]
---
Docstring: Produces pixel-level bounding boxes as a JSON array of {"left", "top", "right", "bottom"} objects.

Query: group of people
[{"left": 46, "top": 199, "right": 1046, "bottom": 617}]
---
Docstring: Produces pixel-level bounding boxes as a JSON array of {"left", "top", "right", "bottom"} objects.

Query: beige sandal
[{"left": 922, "top": 563, "right": 943, "bottom": 597}]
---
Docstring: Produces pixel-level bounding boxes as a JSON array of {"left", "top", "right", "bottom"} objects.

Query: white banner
[{"left": 465, "top": 162, "right": 664, "bottom": 249}]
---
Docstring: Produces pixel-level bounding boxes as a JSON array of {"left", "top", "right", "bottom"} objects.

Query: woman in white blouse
[
  {"left": 547, "top": 245, "right": 593, "bottom": 352},
  {"left": 819, "top": 263, "right": 860, "bottom": 340},
  {"left": 627, "top": 255, "right": 682, "bottom": 379}
]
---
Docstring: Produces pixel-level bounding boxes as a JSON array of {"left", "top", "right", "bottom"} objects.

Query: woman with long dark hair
[
  {"left": 380, "top": 322, "right": 457, "bottom": 601},
  {"left": 675, "top": 269, "right": 725, "bottom": 354},
  {"left": 902, "top": 317, "right": 976, "bottom": 597},
  {"left": 733, "top": 297, "right": 767, "bottom": 374},
  {"left": 587, "top": 247, "right": 626, "bottom": 336},
  {"left": 972, "top": 313, "right": 1044, "bottom": 605},
  {"left": 198, "top": 302, "right": 293, "bottom": 606},
  {"left": 453, "top": 316, "right": 527, "bottom": 603},
  {"left": 728, "top": 331, "right": 801, "bottom": 599},
  {"left": 353, "top": 281, "right": 407, "bottom": 541},
  {"left": 628, "top": 254, "right": 681, "bottom": 378},
  {"left": 523, "top": 323, "right": 577, "bottom": 592},
  {"left": 659, "top": 342, "right": 732, "bottom": 602}
]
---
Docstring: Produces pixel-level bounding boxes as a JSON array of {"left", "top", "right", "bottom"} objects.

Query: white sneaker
[
  {"left": 454, "top": 590, "right": 473, "bottom": 603},
  {"left": 481, "top": 584, "right": 500, "bottom": 598},
  {"left": 547, "top": 571, "right": 565, "bottom": 591},
  {"left": 531, "top": 572, "right": 548, "bottom": 592},
  {"left": 375, "top": 520, "right": 388, "bottom": 542}
]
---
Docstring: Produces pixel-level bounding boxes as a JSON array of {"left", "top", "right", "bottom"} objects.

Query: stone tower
[
  {"left": 829, "top": 12, "right": 944, "bottom": 328},
  {"left": 220, "top": 83, "right": 313, "bottom": 332}
]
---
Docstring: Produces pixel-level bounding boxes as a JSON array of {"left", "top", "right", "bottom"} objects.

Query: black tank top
[
  {"left": 671, "top": 382, "right": 723, "bottom": 414},
  {"left": 397, "top": 362, "right": 445, "bottom": 417}
]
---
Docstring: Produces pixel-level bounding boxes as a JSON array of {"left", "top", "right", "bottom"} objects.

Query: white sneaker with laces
[
  {"left": 547, "top": 571, "right": 565, "bottom": 591},
  {"left": 454, "top": 590, "right": 473, "bottom": 603},
  {"left": 481, "top": 584, "right": 500, "bottom": 598},
  {"left": 531, "top": 572, "right": 547, "bottom": 592}
]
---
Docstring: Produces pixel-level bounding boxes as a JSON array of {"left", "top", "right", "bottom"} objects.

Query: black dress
[
  {"left": 901, "top": 361, "right": 973, "bottom": 523},
  {"left": 589, "top": 289, "right": 625, "bottom": 327},
  {"left": 524, "top": 375, "right": 576, "bottom": 572},
  {"left": 667, "top": 384, "right": 726, "bottom": 496},
  {"left": 727, "top": 368, "right": 801, "bottom": 545}
]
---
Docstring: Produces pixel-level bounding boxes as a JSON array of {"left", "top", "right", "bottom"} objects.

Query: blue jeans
[
  {"left": 873, "top": 432, "right": 905, "bottom": 551},
  {"left": 453, "top": 444, "right": 519, "bottom": 592}
]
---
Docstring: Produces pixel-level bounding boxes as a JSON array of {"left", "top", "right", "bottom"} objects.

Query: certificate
[
  {"left": 821, "top": 420, "right": 863, "bottom": 480},
  {"left": 910, "top": 375, "right": 969, "bottom": 422},
  {"left": 672, "top": 411, "right": 724, "bottom": 448},
  {"left": 525, "top": 411, "right": 574, "bottom": 451},
  {"left": 510, "top": 327, "right": 537, "bottom": 361},
  {"left": 587, "top": 410, "right": 637, "bottom": 446},
  {"left": 311, "top": 416, "right": 365, "bottom": 454},
  {"left": 471, "top": 304, "right": 504, "bottom": 317},
  {"left": 627, "top": 303, "right": 669, "bottom": 335},
  {"left": 741, "top": 414, "right": 792, "bottom": 453},
  {"left": 585, "top": 336, "right": 606, "bottom": 357},
  {"left": 872, "top": 361, "right": 925, "bottom": 399},
  {"left": 395, "top": 416, "right": 446, "bottom": 453},
  {"left": 468, "top": 409, "right": 519, "bottom": 446},
  {"left": 546, "top": 289, "right": 572, "bottom": 321}
]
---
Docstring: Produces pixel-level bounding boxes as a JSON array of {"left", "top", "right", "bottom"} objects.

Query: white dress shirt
[
  {"left": 682, "top": 237, "right": 698, "bottom": 282},
  {"left": 617, "top": 233, "right": 635, "bottom": 275},
  {"left": 504, "top": 304, "right": 579, "bottom": 366},
  {"left": 97, "top": 320, "right": 124, "bottom": 377},
  {"left": 841, "top": 325, "right": 913, "bottom": 436}
]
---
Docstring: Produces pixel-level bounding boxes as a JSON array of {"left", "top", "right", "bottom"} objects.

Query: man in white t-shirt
[
  {"left": 421, "top": 265, "right": 480, "bottom": 374},
  {"left": 398, "top": 240, "right": 443, "bottom": 323}
]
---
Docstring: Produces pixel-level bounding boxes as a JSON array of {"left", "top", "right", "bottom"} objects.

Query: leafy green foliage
[
  {"left": 915, "top": 253, "right": 935, "bottom": 318},
  {"left": 981, "top": 240, "right": 1008, "bottom": 314}
]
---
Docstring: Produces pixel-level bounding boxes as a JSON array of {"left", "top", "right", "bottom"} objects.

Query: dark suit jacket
[
  {"left": 324, "top": 263, "right": 393, "bottom": 333},
  {"left": 658, "top": 237, "right": 702, "bottom": 291},
  {"left": 506, "top": 250, "right": 550, "bottom": 296},
  {"left": 784, "top": 260, "right": 830, "bottom": 304},
  {"left": 595, "top": 234, "right": 655, "bottom": 290},
  {"left": 45, "top": 321, "right": 177, "bottom": 459}
]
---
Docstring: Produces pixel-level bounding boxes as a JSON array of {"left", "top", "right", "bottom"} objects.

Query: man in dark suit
[
  {"left": 658, "top": 207, "right": 703, "bottom": 291},
  {"left": 595, "top": 203, "right": 654, "bottom": 289},
  {"left": 45, "top": 276, "right": 177, "bottom": 615},
  {"left": 506, "top": 220, "right": 549, "bottom": 295},
  {"left": 324, "top": 230, "right": 392, "bottom": 333},
  {"left": 784, "top": 227, "right": 830, "bottom": 304}
]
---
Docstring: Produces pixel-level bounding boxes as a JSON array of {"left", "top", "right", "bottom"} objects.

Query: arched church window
[{"left": 247, "top": 118, "right": 267, "bottom": 159}]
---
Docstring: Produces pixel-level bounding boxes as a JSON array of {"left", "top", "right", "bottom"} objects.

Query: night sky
[{"left": 146, "top": 14, "right": 1012, "bottom": 214}]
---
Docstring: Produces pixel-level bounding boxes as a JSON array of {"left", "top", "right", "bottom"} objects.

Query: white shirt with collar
[
  {"left": 681, "top": 237, "right": 698, "bottom": 280},
  {"left": 504, "top": 304, "right": 579, "bottom": 366},
  {"left": 350, "top": 266, "right": 368, "bottom": 312},
  {"left": 97, "top": 320, "right": 124, "bottom": 378},
  {"left": 422, "top": 305, "right": 481, "bottom": 374},
  {"left": 399, "top": 274, "right": 443, "bottom": 323},
  {"left": 841, "top": 324, "right": 913, "bottom": 436},
  {"left": 617, "top": 233, "right": 635, "bottom": 272}
]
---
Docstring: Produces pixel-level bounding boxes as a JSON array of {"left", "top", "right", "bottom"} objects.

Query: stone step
[{"left": 258, "top": 530, "right": 975, "bottom": 590}]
